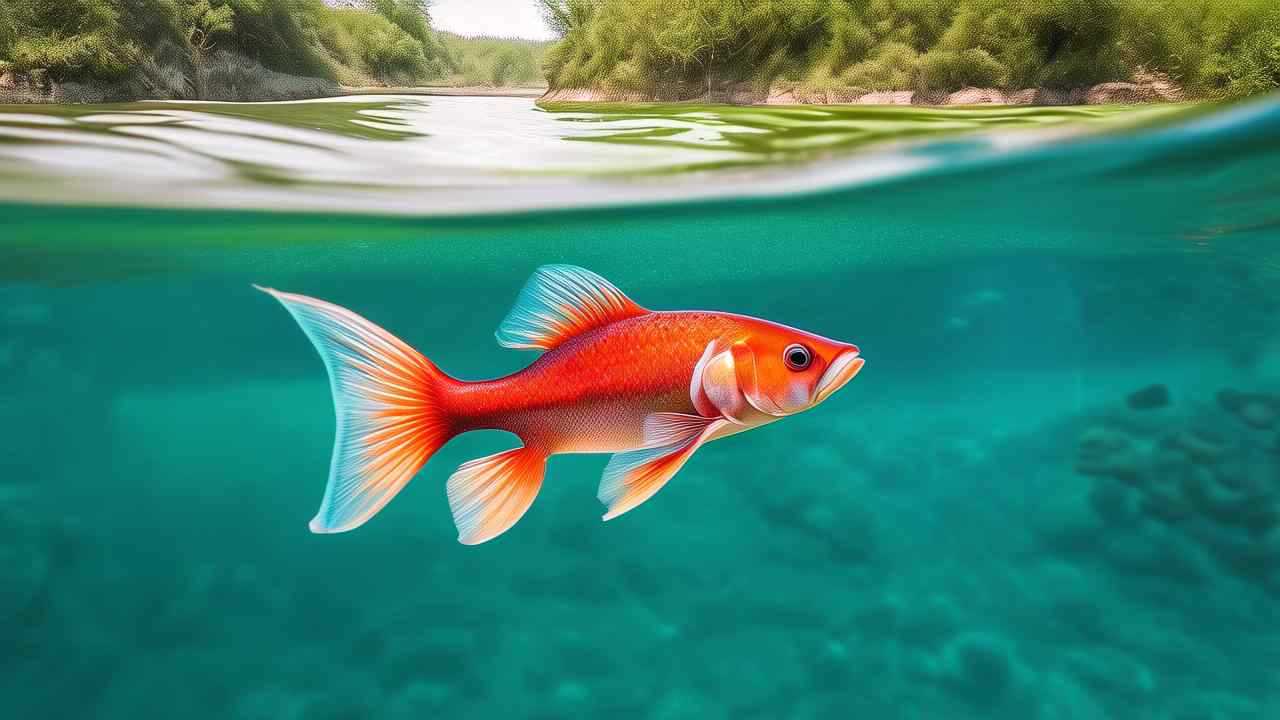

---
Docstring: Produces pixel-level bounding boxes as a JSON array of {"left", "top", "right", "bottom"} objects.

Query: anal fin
[
  {"left": 447, "top": 446, "right": 547, "bottom": 545},
  {"left": 599, "top": 414, "right": 726, "bottom": 521}
]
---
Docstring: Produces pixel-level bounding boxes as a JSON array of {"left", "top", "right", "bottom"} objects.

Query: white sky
[{"left": 430, "top": 0, "right": 554, "bottom": 41}]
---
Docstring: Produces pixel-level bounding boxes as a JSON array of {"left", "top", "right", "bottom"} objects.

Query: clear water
[{"left": 3, "top": 94, "right": 1279, "bottom": 719}]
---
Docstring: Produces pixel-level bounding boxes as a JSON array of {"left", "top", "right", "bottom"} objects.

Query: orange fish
[{"left": 258, "top": 265, "right": 864, "bottom": 544}]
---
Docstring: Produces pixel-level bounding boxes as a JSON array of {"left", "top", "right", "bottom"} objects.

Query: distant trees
[
  {"left": 440, "top": 34, "right": 546, "bottom": 88},
  {"left": 539, "top": 0, "right": 1280, "bottom": 98}
]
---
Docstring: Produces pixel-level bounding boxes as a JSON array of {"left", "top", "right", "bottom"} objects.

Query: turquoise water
[{"left": 3, "top": 94, "right": 1280, "bottom": 719}]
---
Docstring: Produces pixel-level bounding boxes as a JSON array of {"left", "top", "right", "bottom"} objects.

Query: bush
[{"left": 918, "top": 48, "right": 1009, "bottom": 90}]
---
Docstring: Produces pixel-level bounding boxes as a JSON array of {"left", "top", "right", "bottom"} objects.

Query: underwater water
[{"left": 3, "top": 94, "right": 1280, "bottom": 720}]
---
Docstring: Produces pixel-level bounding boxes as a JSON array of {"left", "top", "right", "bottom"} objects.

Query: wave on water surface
[{"left": 0, "top": 94, "right": 1231, "bottom": 216}]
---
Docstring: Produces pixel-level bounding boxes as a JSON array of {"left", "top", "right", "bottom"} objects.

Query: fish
[{"left": 257, "top": 265, "right": 864, "bottom": 545}]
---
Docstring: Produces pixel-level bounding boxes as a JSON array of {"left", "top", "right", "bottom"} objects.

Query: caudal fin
[{"left": 257, "top": 286, "right": 455, "bottom": 533}]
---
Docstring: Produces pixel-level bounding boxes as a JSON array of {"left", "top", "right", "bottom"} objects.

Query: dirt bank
[
  {"left": 341, "top": 85, "right": 546, "bottom": 98},
  {"left": 539, "top": 74, "right": 1185, "bottom": 106}
]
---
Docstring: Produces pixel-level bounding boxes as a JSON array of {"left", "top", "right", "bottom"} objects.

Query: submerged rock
[
  {"left": 386, "top": 682, "right": 455, "bottom": 717},
  {"left": 1216, "top": 389, "right": 1279, "bottom": 430},
  {"left": 1076, "top": 426, "right": 1145, "bottom": 483},
  {"left": 1166, "top": 428, "right": 1230, "bottom": 465},
  {"left": 1127, "top": 384, "right": 1171, "bottom": 410},
  {"left": 0, "top": 491, "right": 51, "bottom": 625},
  {"left": 1089, "top": 477, "right": 1138, "bottom": 526},
  {"left": 649, "top": 690, "right": 727, "bottom": 720},
  {"left": 1062, "top": 647, "right": 1156, "bottom": 702},
  {"left": 1168, "top": 691, "right": 1261, "bottom": 720},
  {"left": 1073, "top": 388, "right": 1280, "bottom": 592},
  {"left": 932, "top": 632, "right": 1021, "bottom": 705}
]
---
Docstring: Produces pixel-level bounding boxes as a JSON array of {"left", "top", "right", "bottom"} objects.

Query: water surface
[{"left": 0, "top": 96, "right": 1188, "bottom": 213}]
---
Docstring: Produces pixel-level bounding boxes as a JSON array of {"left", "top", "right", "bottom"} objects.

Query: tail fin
[{"left": 257, "top": 286, "right": 455, "bottom": 533}]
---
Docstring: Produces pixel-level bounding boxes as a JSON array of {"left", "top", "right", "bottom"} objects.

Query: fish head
[{"left": 693, "top": 318, "right": 864, "bottom": 423}]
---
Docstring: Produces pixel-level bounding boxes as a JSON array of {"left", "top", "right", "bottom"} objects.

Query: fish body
[
  {"left": 259, "top": 265, "right": 863, "bottom": 544},
  {"left": 452, "top": 311, "right": 736, "bottom": 452}
]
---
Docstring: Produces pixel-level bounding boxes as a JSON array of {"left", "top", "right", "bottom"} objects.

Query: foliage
[
  {"left": 540, "top": 0, "right": 1280, "bottom": 98},
  {"left": 0, "top": 0, "right": 451, "bottom": 94},
  {"left": 321, "top": 8, "right": 446, "bottom": 85},
  {"left": 1205, "top": 7, "right": 1280, "bottom": 98},
  {"left": 537, "top": 0, "right": 597, "bottom": 38}
]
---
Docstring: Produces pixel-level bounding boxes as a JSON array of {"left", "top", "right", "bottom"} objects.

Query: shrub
[{"left": 841, "top": 42, "right": 920, "bottom": 91}]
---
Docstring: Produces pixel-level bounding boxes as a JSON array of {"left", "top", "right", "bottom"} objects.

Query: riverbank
[
  {"left": 0, "top": 68, "right": 547, "bottom": 105},
  {"left": 539, "top": 74, "right": 1186, "bottom": 107},
  {"left": 1, "top": 68, "right": 1181, "bottom": 108},
  {"left": 343, "top": 85, "right": 545, "bottom": 98}
]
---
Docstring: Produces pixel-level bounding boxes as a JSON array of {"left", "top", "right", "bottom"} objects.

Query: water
[{"left": 3, "top": 94, "right": 1280, "bottom": 719}]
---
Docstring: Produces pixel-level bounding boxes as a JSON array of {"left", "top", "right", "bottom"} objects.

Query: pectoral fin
[{"left": 599, "top": 414, "right": 726, "bottom": 521}]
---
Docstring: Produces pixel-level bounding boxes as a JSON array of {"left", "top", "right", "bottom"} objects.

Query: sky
[{"left": 430, "top": 0, "right": 555, "bottom": 41}]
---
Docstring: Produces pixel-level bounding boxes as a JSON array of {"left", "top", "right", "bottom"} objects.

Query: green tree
[
  {"left": 182, "top": 0, "right": 236, "bottom": 96},
  {"left": 538, "top": 0, "right": 597, "bottom": 37},
  {"left": 184, "top": 1, "right": 235, "bottom": 56}
]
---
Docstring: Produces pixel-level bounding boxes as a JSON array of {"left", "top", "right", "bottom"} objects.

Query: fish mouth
[{"left": 814, "top": 348, "right": 864, "bottom": 405}]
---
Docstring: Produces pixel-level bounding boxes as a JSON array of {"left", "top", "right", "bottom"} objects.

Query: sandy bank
[
  {"left": 539, "top": 75, "right": 1185, "bottom": 106},
  {"left": 341, "top": 85, "right": 546, "bottom": 98}
]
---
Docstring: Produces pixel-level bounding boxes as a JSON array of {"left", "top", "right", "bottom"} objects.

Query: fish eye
[{"left": 783, "top": 344, "right": 812, "bottom": 371}]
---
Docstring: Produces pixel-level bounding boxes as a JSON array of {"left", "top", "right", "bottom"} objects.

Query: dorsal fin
[{"left": 496, "top": 265, "right": 648, "bottom": 350}]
